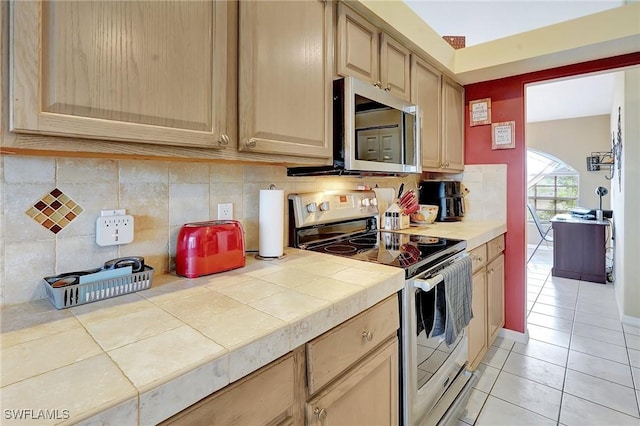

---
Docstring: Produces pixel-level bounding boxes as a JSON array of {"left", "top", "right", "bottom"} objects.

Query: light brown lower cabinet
[
  {"left": 305, "top": 337, "right": 399, "bottom": 426},
  {"left": 160, "top": 347, "right": 305, "bottom": 426},
  {"left": 304, "top": 295, "right": 399, "bottom": 425},
  {"left": 467, "top": 235, "right": 505, "bottom": 370},
  {"left": 487, "top": 253, "right": 505, "bottom": 344},
  {"left": 161, "top": 295, "right": 400, "bottom": 425},
  {"left": 467, "top": 269, "right": 488, "bottom": 369}
]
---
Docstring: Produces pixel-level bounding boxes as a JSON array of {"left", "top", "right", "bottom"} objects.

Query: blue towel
[{"left": 431, "top": 256, "right": 473, "bottom": 346}]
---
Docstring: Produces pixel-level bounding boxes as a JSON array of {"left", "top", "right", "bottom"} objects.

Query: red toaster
[{"left": 175, "top": 220, "right": 246, "bottom": 278}]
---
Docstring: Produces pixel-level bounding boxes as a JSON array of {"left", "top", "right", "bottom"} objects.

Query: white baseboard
[
  {"left": 498, "top": 327, "right": 529, "bottom": 344},
  {"left": 621, "top": 314, "right": 640, "bottom": 328}
]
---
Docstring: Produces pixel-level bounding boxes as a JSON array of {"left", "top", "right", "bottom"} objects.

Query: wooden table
[{"left": 550, "top": 214, "right": 610, "bottom": 284}]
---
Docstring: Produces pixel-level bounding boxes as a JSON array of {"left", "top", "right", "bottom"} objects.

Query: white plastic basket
[{"left": 43, "top": 266, "right": 154, "bottom": 309}]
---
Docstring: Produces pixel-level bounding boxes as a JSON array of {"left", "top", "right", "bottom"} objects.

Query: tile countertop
[
  {"left": 399, "top": 220, "right": 507, "bottom": 251},
  {"left": 0, "top": 220, "right": 505, "bottom": 425},
  {"left": 0, "top": 249, "right": 404, "bottom": 425}
]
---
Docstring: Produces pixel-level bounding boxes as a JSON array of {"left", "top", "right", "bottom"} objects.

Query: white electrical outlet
[
  {"left": 96, "top": 212, "right": 134, "bottom": 246},
  {"left": 217, "top": 203, "right": 233, "bottom": 220}
]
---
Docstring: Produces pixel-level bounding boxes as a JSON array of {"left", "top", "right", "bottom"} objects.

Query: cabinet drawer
[
  {"left": 468, "top": 244, "right": 487, "bottom": 273},
  {"left": 487, "top": 234, "right": 505, "bottom": 261},
  {"left": 306, "top": 295, "right": 399, "bottom": 395}
]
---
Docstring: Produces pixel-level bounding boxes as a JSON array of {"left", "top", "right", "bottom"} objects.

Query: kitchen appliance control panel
[{"left": 289, "top": 191, "right": 378, "bottom": 228}]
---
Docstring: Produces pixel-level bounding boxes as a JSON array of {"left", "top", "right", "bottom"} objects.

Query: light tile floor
[{"left": 457, "top": 245, "right": 640, "bottom": 425}]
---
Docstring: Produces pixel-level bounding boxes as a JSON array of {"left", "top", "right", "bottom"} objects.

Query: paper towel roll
[{"left": 259, "top": 189, "right": 284, "bottom": 257}]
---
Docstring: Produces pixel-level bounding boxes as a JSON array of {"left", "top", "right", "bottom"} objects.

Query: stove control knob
[
  {"left": 319, "top": 201, "right": 330, "bottom": 212},
  {"left": 361, "top": 198, "right": 371, "bottom": 207},
  {"left": 370, "top": 198, "right": 378, "bottom": 206},
  {"left": 306, "top": 202, "right": 318, "bottom": 213}
]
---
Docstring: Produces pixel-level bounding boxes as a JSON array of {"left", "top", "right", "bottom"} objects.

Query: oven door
[{"left": 401, "top": 268, "right": 478, "bottom": 425}]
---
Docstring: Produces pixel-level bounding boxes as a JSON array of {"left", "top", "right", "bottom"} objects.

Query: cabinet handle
[
  {"left": 384, "top": 84, "right": 391, "bottom": 91},
  {"left": 314, "top": 407, "right": 327, "bottom": 421},
  {"left": 362, "top": 330, "right": 374, "bottom": 342},
  {"left": 471, "top": 255, "right": 483, "bottom": 262},
  {"left": 373, "top": 81, "right": 382, "bottom": 88},
  {"left": 245, "top": 138, "right": 257, "bottom": 149},
  {"left": 487, "top": 268, "right": 495, "bottom": 274},
  {"left": 217, "top": 134, "right": 230, "bottom": 146}
]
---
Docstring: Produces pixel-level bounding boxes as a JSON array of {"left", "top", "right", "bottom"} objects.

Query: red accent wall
[{"left": 464, "top": 52, "right": 640, "bottom": 333}]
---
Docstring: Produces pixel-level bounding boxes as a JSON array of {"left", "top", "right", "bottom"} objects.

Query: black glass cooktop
[{"left": 306, "top": 230, "right": 466, "bottom": 278}]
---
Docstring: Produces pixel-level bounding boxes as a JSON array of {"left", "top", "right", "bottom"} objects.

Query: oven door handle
[
  {"left": 409, "top": 274, "right": 444, "bottom": 292},
  {"left": 408, "top": 252, "right": 468, "bottom": 292}
]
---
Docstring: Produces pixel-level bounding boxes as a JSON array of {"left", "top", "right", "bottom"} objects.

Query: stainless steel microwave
[{"left": 287, "top": 76, "right": 421, "bottom": 176}]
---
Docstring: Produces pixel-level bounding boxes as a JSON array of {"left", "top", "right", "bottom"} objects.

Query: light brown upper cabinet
[
  {"left": 238, "top": 0, "right": 333, "bottom": 159},
  {"left": 10, "top": 1, "right": 234, "bottom": 148},
  {"left": 411, "top": 58, "right": 465, "bottom": 172},
  {"left": 410, "top": 56, "right": 442, "bottom": 170},
  {"left": 441, "top": 77, "right": 465, "bottom": 171},
  {"left": 337, "top": 4, "right": 411, "bottom": 102}
]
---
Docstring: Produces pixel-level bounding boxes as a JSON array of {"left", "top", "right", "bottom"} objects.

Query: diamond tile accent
[{"left": 26, "top": 188, "right": 84, "bottom": 234}]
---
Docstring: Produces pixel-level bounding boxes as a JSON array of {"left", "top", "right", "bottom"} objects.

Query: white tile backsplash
[
  {"left": 3, "top": 156, "right": 55, "bottom": 183},
  {"left": 169, "top": 183, "right": 210, "bottom": 225},
  {"left": 462, "top": 164, "right": 507, "bottom": 222}
]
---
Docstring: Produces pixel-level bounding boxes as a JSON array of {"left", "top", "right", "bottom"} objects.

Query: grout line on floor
[{"left": 463, "top": 248, "right": 640, "bottom": 424}]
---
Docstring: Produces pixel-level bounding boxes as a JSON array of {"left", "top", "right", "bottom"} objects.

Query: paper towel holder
[{"left": 255, "top": 184, "right": 288, "bottom": 261}]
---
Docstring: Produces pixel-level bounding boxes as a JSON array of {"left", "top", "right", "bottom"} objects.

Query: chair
[{"left": 527, "top": 203, "right": 553, "bottom": 263}]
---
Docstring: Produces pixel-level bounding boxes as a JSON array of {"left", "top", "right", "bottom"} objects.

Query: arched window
[{"left": 527, "top": 149, "right": 579, "bottom": 221}]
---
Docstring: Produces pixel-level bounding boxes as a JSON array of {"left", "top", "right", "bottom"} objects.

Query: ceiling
[
  {"left": 525, "top": 73, "right": 617, "bottom": 123},
  {"left": 403, "top": 0, "right": 626, "bottom": 122}
]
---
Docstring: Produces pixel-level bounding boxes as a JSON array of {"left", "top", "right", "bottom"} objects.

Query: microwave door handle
[{"left": 409, "top": 273, "right": 444, "bottom": 292}]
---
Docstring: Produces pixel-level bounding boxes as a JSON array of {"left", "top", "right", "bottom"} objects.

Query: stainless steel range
[{"left": 288, "top": 190, "right": 478, "bottom": 425}]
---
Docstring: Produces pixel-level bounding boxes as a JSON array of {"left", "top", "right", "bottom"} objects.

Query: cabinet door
[
  {"left": 487, "top": 254, "right": 505, "bottom": 345},
  {"left": 161, "top": 349, "right": 303, "bottom": 426},
  {"left": 336, "top": 3, "right": 379, "bottom": 84},
  {"left": 379, "top": 33, "right": 411, "bottom": 101},
  {"left": 468, "top": 270, "right": 488, "bottom": 369},
  {"left": 238, "top": 0, "right": 332, "bottom": 159},
  {"left": 10, "top": 1, "right": 233, "bottom": 148},
  {"left": 306, "top": 337, "right": 399, "bottom": 426},
  {"left": 441, "top": 77, "right": 465, "bottom": 171},
  {"left": 552, "top": 222, "right": 607, "bottom": 283},
  {"left": 411, "top": 56, "right": 441, "bottom": 170}
]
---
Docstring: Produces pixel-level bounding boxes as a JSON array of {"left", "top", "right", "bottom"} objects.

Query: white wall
[
  {"left": 527, "top": 115, "right": 612, "bottom": 209},
  {"left": 611, "top": 67, "right": 640, "bottom": 321}
]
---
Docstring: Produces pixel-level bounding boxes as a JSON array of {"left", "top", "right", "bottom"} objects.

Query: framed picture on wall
[
  {"left": 469, "top": 98, "right": 491, "bottom": 126},
  {"left": 491, "top": 121, "right": 516, "bottom": 149}
]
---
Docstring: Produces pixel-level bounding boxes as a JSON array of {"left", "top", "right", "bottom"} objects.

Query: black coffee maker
[{"left": 419, "top": 180, "right": 465, "bottom": 221}]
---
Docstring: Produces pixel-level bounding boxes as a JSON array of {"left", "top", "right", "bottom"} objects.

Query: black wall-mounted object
[{"left": 586, "top": 155, "right": 601, "bottom": 171}]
